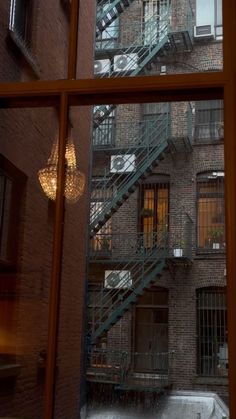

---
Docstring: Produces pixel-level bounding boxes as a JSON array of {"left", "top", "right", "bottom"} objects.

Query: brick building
[
  {"left": 87, "top": 0, "right": 228, "bottom": 407},
  {"left": 0, "top": 1, "right": 94, "bottom": 418}
]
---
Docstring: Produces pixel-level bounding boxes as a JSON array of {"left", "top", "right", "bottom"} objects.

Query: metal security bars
[
  {"left": 197, "top": 171, "right": 225, "bottom": 253},
  {"left": 197, "top": 287, "right": 228, "bottom": 377},
  {"left": 194, "top": 100, "right": 224, "bottom": 143}
]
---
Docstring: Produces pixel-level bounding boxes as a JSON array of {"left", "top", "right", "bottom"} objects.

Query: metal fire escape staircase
[
  {"left": 94, "top": 13, "right": 174, "bottom": 127},
  {"left": 94, "top": 1, "right": 193, "bottom": 126},
  {"left": 90, "top": 114, "right": 170, "bottom": 237},
  {"left": 88, "top": 232, "right": 167, "bottom": 345},
  {"left": 96, "top": 0, "right": 136, "bottom": 36}
]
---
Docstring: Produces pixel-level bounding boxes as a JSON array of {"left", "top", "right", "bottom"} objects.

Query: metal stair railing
[
  {"left": 87, "top": 348, "right": 173, "bottom": 389},
  {"left": 96, "top": 0, "right": 136, "bottom": 35},
  {"left": 89, "top": 231, "right": 168, "bottom": 343},
  {"left": 90, "top": 115, "right": 170, "bottom": 234},
  {"left": 95, "top": 13, "right": 170, "bottom": 77},
  {"left": 87, "top": 347, "right": 128, "bottom": 384},
  {"left": 91, "top": 115, "right": 167, "bottom": 200},
  {"left": 93, "top": 14, "right": 169, "bottom": 127}
]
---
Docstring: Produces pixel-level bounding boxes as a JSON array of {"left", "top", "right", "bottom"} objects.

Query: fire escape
[{"left": 87, "top": 0, "right": 194, "bottom": 391}]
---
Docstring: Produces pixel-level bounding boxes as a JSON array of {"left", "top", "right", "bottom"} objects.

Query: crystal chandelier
[{"left": 38, "top": 137, "right": 85, "bottom": 203}]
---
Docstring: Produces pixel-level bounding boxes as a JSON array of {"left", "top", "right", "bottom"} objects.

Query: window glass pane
[
  {"left": 86, "top": 100, "right": 227, "bottom": 417},
  {"left": 0, "top": 107, "right": 56, "bottom": 418},
  {"left": 1, "top": 1, "right": 94, "bottom": 82},
  {"left": 93, "top": 0, "right": 223, "bottom": 80},
  {"left": 54, "top": 105, "right": 92, "bottom": 418}
]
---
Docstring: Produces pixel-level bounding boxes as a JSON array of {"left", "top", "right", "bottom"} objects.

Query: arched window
[
  {"left": 197, "top": 287, "right": 227, "bottom": 376},
  {"left": 197, "top": 171, "right": 225, "bottom": 252}
]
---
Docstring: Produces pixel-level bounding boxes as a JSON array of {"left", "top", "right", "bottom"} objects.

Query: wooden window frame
[{"left": 0, "top": 0, "right": 236, "bottom": 418}]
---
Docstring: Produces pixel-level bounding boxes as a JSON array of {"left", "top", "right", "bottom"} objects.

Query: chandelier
[{"left": 38, "top": 137, "right": 85, "bottom": 203}]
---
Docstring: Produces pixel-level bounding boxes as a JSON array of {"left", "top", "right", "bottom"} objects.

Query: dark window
[
  {"left": 135, "top": 288, "right": 169, "bottom": 372},
  {"left": 194, "top": 100, "right": 224, "bottom": 142},
  {"left": 0, "top": 155, "right": 26, "bottom": 270},
  {"left": 197, "top": 287, "right": 228, "bottom": 376},
  {"left": 197, "top": 171, "right": 225, "bottom": 252},
  {"left": 9, "top": 0, "right": 33, "bottom": 45}
]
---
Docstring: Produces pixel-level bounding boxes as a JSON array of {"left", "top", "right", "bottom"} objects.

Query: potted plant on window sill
[
  {"left": 140, "top": 208, "right": 154, "bottom": 218},
  {"left": 207, "top": 227, "right": 224, "bottom": 250},
  {"left": 100, "top": 235, "right": 111, "bottom": 252},
  {"left": 173, "top": 240, "right": 185, "bottom": 257}
]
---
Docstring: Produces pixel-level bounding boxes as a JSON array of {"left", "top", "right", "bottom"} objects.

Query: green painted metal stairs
[
  {"left": 90, "top": 114, "right": 170, "bottom": 237},
  {"left": 96, "top": 0, "right": 136, "bottom": 36},
  {"left": 89, "top": 232, "right": 167, "bottom": 344},
  {"left": 93, "top": 13, "right": 170, "bottom": 127}
]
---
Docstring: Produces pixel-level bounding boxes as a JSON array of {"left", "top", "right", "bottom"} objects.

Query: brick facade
[
  {"left": 0, "top": 2, "right": 94, "bottom": 418},
  {"left": 89, "top": 0, "right": 227, "bottom": 406}
]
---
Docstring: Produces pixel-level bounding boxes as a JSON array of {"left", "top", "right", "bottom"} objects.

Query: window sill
[
  {"left": 193, "top": 375, "right": 228, "bottom": 385},
  {"left": 9, "top": 30, "right": 41, "bottom": 78},
  {"left": 0, "top": 364, "right": 21, "bottom": 378},
  {"left": 193, "top": 139, "right": 224, "bottom": 146}
]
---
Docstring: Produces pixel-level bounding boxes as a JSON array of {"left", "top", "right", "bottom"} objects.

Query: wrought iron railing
[
  {"left": 90, "top": 213, "right": 193, "bottom": 262},
  {"left": 96, "top": 12, "right": 169, "bottom": 51},
  {"left": 88, "top": 231, "right": 168, "bottom": 341},
  {"left": 93, "top": 116, "right": 169, "bottom": 148},
  {"left": 194, "top": 122, "right": 224, "bottom": 143},
  {"left": 87, "top": 348, "right": 173, "bottom": 389},
  {"left": 90, "top": 114, "right": 170, "bottom": 229},
  {"left": 95, "top": 13, "right": 170, "bottom": 79},
  {"left": 90, "top": 231, "right": 168, "bottom": 261},
  {"left": 87, "top": 348, "right": 128, "bottom": 384}
]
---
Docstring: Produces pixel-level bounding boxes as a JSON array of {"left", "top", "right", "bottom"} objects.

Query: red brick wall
[{"left": 0, "top": 1, "right": 94, "bottom": 418}]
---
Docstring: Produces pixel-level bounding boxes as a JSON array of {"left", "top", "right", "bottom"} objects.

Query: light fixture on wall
[{"left": 38, "top": 137, "right": 85, "bottom": 203}]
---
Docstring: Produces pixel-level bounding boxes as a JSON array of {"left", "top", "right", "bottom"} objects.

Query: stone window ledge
[{"left": 193, "top": 375, "right": 228, "bottom": 385}]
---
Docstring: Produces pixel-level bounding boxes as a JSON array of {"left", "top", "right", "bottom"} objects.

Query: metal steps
[
  {"left": 96, "top": 0, "right": 135, "bottom": 36},
  {"left": 90, "top": 115, "right": 170, "bottom": 237},
  {"left": 88, "top": 232, "right": 167, "bottom": 344}
]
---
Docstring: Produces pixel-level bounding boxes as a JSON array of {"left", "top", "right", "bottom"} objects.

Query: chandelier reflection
[{"left": 38, "top": 137, "right": 85, "bottom": 203}]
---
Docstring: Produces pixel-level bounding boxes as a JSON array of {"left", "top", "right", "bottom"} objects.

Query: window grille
[
  {"left": 197, "top": 171, "right": 225, "bottom": 252},
  {"left": 194, "top": 100, "right": 224, "bottom": 142},
  {"left": 197, "top": 287, "right": 228, "bottom": 376}
]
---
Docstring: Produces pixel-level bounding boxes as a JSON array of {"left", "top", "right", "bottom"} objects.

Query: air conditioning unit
[
  {"left": 104, "top": 270, "right": 132, "bottom": 289},
  {"left": 110, "top": 154, "right": 136, "bottom": 173},
  {"left": 114, "top": 53, "right": 138, "bottom": 72},
  {"left": 194, "top": 24, "right": 214, "bottom": 39},
  {"left": 94, "top": 59, "right": 111, "bottom": 75}
]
